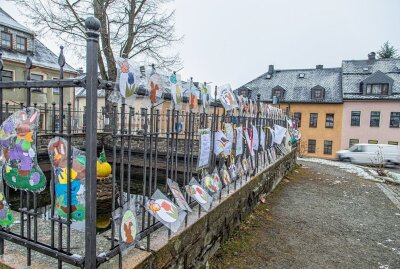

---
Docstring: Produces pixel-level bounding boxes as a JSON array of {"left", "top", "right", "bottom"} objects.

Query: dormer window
[
  {"left": 16, "top": 36, "right": 27, "bottom": 52},
  {"left": 366, "top": 84, "right": 389, "bottom": 95},
  {"left": 266, "top": 74, "right": 272, "bottom": 79},
  {"left": 1, "top": 32, "right": 12, "bottom": 49},
  {"left": 272, "top": 86, "right": 285, "bottom": 100},
  {"left": 298, "top": 73, "right": 305, "bottom": 78},
  {"left": 311, "top": 86, "right": 325, "bottom": 100}
]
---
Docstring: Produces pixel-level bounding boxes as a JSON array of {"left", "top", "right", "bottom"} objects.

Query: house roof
[
  {"left": 240, "top": 67, "right": 343, "bottom": 103},
  {"left": 0, "top": 7, "right": 33, "bottom": 34},
  {"left": 0, "top": 8, "right": 77, "bottom": 74},
  {"left": 342, "top": 58, "right": 400, "bottom": 100}
]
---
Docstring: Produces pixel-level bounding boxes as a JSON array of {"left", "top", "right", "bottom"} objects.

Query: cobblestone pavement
[{"left": 209, "top": 161, "right": 400, "bottom": 269}]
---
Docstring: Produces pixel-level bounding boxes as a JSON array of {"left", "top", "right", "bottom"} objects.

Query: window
[
  {"left": 16, "top": 36, "right": 27, "bottom": 52},
  {"left": 1, "top": 70, "right": 13, "bottom": 82},
  {"left": 370, "top": 111, "right": 380, "bottom": 127},
  {"left": 351, "top": 111, "right": 361, "bottom": 126},
  {"left": 325, "top": 113, "right": 334, "bottom": 128},
  {"left": 1, "top": 32, "right": 12, "bottom": 49},
  {"left": 30, "top": 73, "right": 44, "bottom": 93},
  {"left": 298, "top": 73, "right": 305, "bottom": 78},
  {"left": 368, "top": 140, "right": 378, "bottom": 144},
  {"left": 324, "top": 140, "right": 333, "bottom": 155},
  {"left": 349, "top": 139, "right": 359, "bottom": 148},
  {"left": 311, "top": 88, "right": 324, "bottom": 99},
  {"left": 308, "top": 139, "right": 316, "bottom": 153},
  {"left": 309, "top": 113, "right": 318, "bottom": 128},
  {"left": 272, "top": 89, "right": 284, "bottom": 99},
  {"left": 388, "top": 141, "right": 398, "bottom": 145},
  {"left": 293, "top": 112, "right": 301, "bottom": 127},
  {"left": 366, "top": 84, "right": 389, "bottom": 95},
  {"left": 389, "top": 112, "right": 400, "bottom": 128}
]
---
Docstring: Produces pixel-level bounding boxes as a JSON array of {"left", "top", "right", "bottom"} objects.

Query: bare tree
[{"left": 9, "top": 0, "right": 182, "bottom": 114}]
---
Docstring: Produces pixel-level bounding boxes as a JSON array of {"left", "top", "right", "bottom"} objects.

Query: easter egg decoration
[{"left": 97, "top": 149, "right": 112, "bottom": 177}]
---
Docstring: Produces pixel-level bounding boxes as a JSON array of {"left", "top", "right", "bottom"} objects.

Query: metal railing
[{"left": 0, "top": 17, "right": 291, "bottom": 269}]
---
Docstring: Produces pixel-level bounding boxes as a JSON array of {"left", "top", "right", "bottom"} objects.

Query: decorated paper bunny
[
  {"left": 1, "top": 108, "right": 46, "bottom": 192},
  {"left": 48, "top": 137, "right": 86, "bottom": 221}
]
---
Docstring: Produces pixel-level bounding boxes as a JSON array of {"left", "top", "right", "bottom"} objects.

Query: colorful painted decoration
[
  {"left": 236, "top": 159, "right": 244, "bottom": 179},
  {"left": 48, "top": 137, "right": 86, "bottom": 221},
  {"left": 146, "top": 189, "right": 186, "bottom": 233},
  {"left": 218, "top": 85, "right": 238, "bottom": 111},
  {"left": 148, "top": 72, "right": 163, "bottom": 104},
  {"left": 189, "top": 82, "right": 199, "bottom": 111},
  {"left": 167, "top": 178, "right": 192, "bottom": 212},
  {"left": 0, "top": 108, "right": 46, "bottom": 192},
  {"left": 118, "top": 58, "right": 136, "bottom": 98},
  {"left": 252, "top": 125, "right": 259, "bottom": 153},
  {"left": 201, "top": 83, "right": 211, "bottom": 111},
  {"left": 214, "top": 131, "right": 232, "bottom": 157},
  {"left": 120, "top": 205, "right": 137, "bottom": 245},
  {"left": 235, "top": 127, "right": 243, "bottom": 156},
  {"left": 203, "top": 171, "right": 222, "bottom": 195},
  {"left": 0, "top": 165, "right": 14, "bottom": 227},
  {"left": 244, "top": 128, "right": 253, "bottom": 156},
  {"left": 242, "top": 158, "right": 248, "bottom": 175},
  {"left": 197, "top": 129, "right": 211, "bottom": 170},
  {"left": 220, "top": 165, "right": 231, "bottom": 186},
  {"left": 186, "top": 178, "right": 212, "bottom": 212},
  {"left": 170, "top": 73, "right": 183, "bottom": 109},
  {"left": 229, "top": 163, "right": 238, "bottom": 181},
  {"left": 224, "top": 123, "right": 234, "bottom": 143}
]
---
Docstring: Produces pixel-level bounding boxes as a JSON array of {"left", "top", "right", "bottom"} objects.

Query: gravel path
[{"left": 209, "top": 161, "right": 400, "bottom": 269}]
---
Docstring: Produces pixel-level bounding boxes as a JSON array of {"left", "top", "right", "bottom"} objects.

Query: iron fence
[{"left": 0, "top": 17, "right": 292, "bottom": 269}]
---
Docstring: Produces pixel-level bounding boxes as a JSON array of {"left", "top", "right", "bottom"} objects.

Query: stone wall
[{"left": 105, "top": 149, "right": 297, "bottom": 269}]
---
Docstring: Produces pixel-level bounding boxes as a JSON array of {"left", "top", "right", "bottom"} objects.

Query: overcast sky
[{"left": 1, "top": 0, "right": 399, "bottom": 88}]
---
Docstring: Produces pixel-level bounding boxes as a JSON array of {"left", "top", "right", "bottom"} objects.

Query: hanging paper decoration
[
  {"left": 189, "top": 82, "right": 199, "bottom": 111},
  {"left": 242, "top": 158, "right": 248, "bottom": 175},
  {"left": 201, "top": 83, "right": 211, "bottom": 111},
  {"left": 249, "top": 100, "right": 254, "bottom": 117},
  {"left": 210, "top": 168, "right": 223, "bottom": 194},
  {"left": 202, "top": 172, "right": 222, "bottom": 196},
  {"left": 0, "top": 165, "right": 14, "bottom": 227},
  {"left": 272, "top": 125, "right": 287, "bottom": 145},
  {"left": 260, "top": 127, "right": 266, "bottom": 151},
  {"left": 146, "top": 189, "right": 186, "bottom": 233},
  {"left": 0, "top": 108, "right": 46, "bottom": 192},
  {"left": 252, "top": 125, "right": 259, "bottom": 153},
  {"left": 244, "top": 128, "right": 253, "bottom": 156},
  {"left": 224, "top": 123, "right": 234, "bottom": 143},
  {"left": 148, "top": 72, "right": 163, "bottom": 104},
  {"left": 220, "top": 164, "right": 231, "bottom": 186},
  {"left": 218, "top": 85, "right": 238, "bottom": 111},
  {"left": 236, "top": 159, "right": 244, "bottom": 179},
  {"left": 116, "top": 200, "right": 137, "bottom": 250},
  {"left": 117, "top": 58, "right": 136, "bottom": 99},
  {"left": 48, "top": 137, "right": 86, "bottom": 221},
  {"left": 235, "top": 127, "right": 243, "bottom": 157},
  {"left": 170, "top": 73, "right": 183, "bottom": 109},
  {"left": 238, "top": 96, "right": 245, "bottom": 114},
  {"left": 229, "top": 163, "right": 238, "bottom": 181},
  {"left": 186, "top": 178, "right": 212, "bottom": 211},
  {"left": 197, "top": 129, "right": 211, "bottom": 170},
  {"left": 167, "top": 178, "right": 192, "bottom": 212},
  {"left": 214, "top": 131, "right": 232, "bottom": 157}
]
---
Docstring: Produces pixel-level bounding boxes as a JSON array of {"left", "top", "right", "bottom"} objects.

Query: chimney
[
  {"left": 268, "top": 65, "right": 274, "bottom": 74},
  {"left": 316, "top": 65, "right": 323, "bottom": 70},
  {"left": 368, "top": 52, "right": 376, "bottom": 61}
]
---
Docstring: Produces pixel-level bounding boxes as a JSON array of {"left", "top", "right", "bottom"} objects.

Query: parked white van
[{"left": 336, "top": 144, "right": 400, "bottom": 165}]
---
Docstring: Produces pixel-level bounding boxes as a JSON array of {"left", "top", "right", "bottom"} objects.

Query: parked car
[{"left": 336, "top": 144, "right": 400, "bottom": 165}]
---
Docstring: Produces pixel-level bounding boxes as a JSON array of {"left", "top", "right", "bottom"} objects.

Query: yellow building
[
  {"left": 0, "top": 8, "right": 78, "bottom": 129},
  {"left": 238, "top": 65, "right": 343, "bottom": 159}
]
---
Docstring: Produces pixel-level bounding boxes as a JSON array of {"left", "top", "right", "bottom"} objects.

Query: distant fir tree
[{"left": 377, "top": 41, "right": 398, "bottom": 59}]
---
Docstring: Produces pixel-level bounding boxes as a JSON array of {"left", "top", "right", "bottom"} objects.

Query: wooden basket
[{"left": 96, "top": 175, "right": 119, "bottom": 214}]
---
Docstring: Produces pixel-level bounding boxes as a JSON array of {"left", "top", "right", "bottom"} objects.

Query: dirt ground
[{"left": 209, "top": 161, "right": 400, "bottom": 269}]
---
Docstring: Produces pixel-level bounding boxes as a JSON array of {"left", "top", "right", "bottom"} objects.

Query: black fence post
[{"left": 84, "top": 16, "right": 100, "bottom": 269}]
